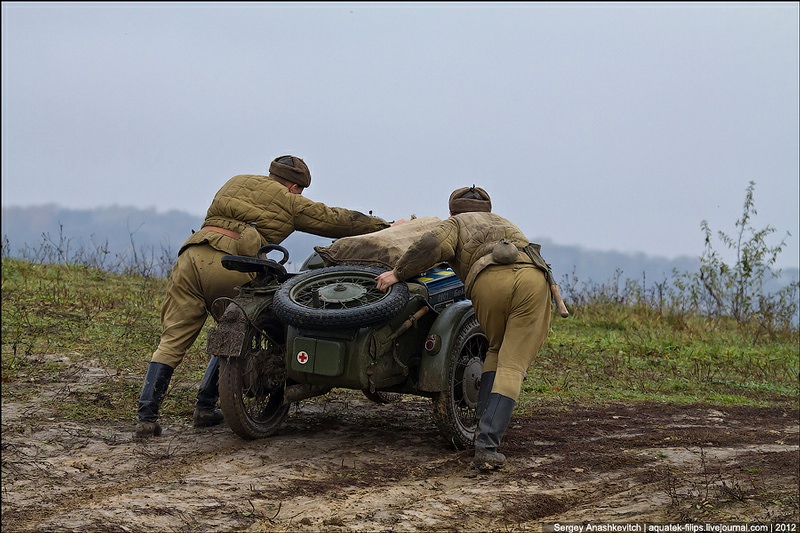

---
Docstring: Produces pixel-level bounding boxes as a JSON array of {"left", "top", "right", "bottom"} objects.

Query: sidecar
[{"left": 206, "top": 220, "right": 488, "bottom": 449}]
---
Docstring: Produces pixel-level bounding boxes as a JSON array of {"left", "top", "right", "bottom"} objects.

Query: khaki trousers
[
  {"left": 470, "top": 264, "right": 552, "bottom": 401},
  {"left": 151, "top": 244, "right": 252, "bottom": 368}
]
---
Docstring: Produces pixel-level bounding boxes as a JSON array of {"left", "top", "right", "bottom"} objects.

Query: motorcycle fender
[
  {"left": 416, "top": 300, "right": 475, "bottom": 392},
  {"left": 206, "top": 297, "right": 273, "bottom": 358}
]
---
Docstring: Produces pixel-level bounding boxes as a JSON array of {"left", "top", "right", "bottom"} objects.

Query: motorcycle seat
[{"left": 221, "top": 254, "right": 288, "bottom": 281}]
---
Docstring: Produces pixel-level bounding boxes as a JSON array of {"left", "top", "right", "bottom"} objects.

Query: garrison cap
[
  {"left": 448, "top": 185, "right": 492, "bottom": 214},
  {"left": 269, "top": 155, "right": 311, "bottom": 188}
]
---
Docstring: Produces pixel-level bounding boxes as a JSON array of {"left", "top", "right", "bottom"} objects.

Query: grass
[
  {"left": 524, "top": 303, "right": 798, "bottom": 410},
  {"left": 2, "top": 255, "right": 797, "bottom": 425},
  {"left": 1, "top": 257, "right": 212, "bottom": 421}
]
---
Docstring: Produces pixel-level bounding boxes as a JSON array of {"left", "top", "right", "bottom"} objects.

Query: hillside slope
[{"left": 3, "top": 204, "right": 796, "bottom": 290}]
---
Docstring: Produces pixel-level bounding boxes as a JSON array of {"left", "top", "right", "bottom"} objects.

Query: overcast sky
[{"left": 2, "top": 2, "right": 798, "bottom": 268}]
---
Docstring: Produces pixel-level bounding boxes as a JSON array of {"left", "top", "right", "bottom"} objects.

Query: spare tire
[{"left": 273, "top": 265, "right": 409, "bottom": 329}]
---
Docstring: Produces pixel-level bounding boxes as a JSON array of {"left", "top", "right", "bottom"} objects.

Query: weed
[
  {"left": 2, "top": 187, "right": 798, "bottom": 421},
  {"left": 674, "top": 181, "right": 799, "bottom": 334}
]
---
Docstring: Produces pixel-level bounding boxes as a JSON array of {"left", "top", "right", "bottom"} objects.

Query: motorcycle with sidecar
[{"left": 206, "top": 239, "right": 488, "bottom": 449}]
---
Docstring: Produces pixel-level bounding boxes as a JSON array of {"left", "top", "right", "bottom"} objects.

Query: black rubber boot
[
  {"left": 193, "top": 356, "right": 224, "bottom": 428},
  {"left": 473, "top": 393, "right": 515, "bottom": 470},
  {"left": 135, "top": 362, "right": 174, "bottom": 440},
  {"left": 475, "top": 371, "right": 496, "bottom": 421}
]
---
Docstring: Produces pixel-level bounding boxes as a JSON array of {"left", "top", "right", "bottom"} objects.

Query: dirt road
[{"left": 2, "top": 358, "right": 798, "bottom": 532}]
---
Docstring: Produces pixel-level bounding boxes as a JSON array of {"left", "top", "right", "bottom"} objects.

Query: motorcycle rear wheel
[{"left": 218, "top": 312, "right": 289, "bottom": 439}]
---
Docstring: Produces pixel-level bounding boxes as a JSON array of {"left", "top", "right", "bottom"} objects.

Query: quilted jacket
[
  {"left": 179, "top": 174, "right": 390, "bottom": 256},
  {"left": 392, "top": 211, "right": 533, "bottom": 298}
]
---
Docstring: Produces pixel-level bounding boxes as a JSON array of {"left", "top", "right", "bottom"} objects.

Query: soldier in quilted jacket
[
  {"left": 136, "top": 155, "right": 399, "bottom": 439},
  {"left": 375, "top": 186, "right": 553, "bottom": 470}
]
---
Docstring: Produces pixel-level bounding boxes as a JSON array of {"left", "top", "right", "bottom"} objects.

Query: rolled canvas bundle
[{"left": 315, "top": 216, "right": 442, "bottom": 269}]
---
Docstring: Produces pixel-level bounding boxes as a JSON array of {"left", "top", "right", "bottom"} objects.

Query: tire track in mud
[
  {"left": 2, "top": 396, "right": 460, "bottom": 532},
  {"left": 2, "top": 422, "right": 254, "bottom": 531},
  {"left": 3, "top": 390, "right": 798, "bottom": 532}
]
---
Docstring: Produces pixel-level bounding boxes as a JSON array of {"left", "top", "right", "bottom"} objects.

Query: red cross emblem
[{"left": 296, "top": 351, "right": 309, "bottom": 365}]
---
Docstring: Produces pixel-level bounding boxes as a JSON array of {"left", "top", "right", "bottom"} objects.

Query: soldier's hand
[{"left": 375, "top": 270, "right": 400, "bottom": 292}]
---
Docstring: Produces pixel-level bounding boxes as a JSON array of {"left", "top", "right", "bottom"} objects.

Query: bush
[{"left": 672, "top": 181, "right": 798, "bottom": 338}]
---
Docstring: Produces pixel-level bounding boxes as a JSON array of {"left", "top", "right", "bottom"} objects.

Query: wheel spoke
[
  {"left": 239, "top": 329, "right": 286, "bottom": 423},
  {"left": 290, "top": 273, "right": 385, "bottom": 311},
  {"left": 219, "top": 311, "right": 290, "bottom": 439},
  {"left": 432, "top": 315, "right": 488, "bottom": 449},
  {"left": 274, "top": 265, "right": 409, "bottom": 329}
]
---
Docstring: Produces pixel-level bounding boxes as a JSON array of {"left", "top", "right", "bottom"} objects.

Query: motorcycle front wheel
[{"left": 218, "top": 311, "right": 289, "bottom": 439}]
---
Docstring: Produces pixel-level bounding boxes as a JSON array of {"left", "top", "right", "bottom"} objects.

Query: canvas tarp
[{"left": 314, "top": 216, "right": 442, "bottom": 269}]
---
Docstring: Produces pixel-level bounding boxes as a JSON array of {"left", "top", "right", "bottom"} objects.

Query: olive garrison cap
[
  {"left": 269, "top": 155, "right": 311, "bottom": 188},
  {"left": 448, "top": 185, "right": 492, "bottom": 214}
]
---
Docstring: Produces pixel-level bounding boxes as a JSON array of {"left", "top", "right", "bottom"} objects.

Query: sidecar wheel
[
  {"left": 218, "top": 313, "right": 289, "bottom": 439},
  {"left": 273, "top": 265, "right": 409, "bottom": 329},
  {"left": 431, "top": 315, "right": 488, "bottom": 449}
]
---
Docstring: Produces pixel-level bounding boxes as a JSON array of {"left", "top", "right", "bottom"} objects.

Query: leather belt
[{"left": 201, "top": 226, "right": 241, "bottom": 240}]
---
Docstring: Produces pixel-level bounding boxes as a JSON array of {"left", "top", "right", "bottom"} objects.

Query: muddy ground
[{"left": 2, "top": 357, "right": 798, "bottom": 533}]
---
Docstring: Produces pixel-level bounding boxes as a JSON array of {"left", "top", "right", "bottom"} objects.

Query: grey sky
[{"left": 2, "top": 1, "right": 798, "bottom": 268}]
